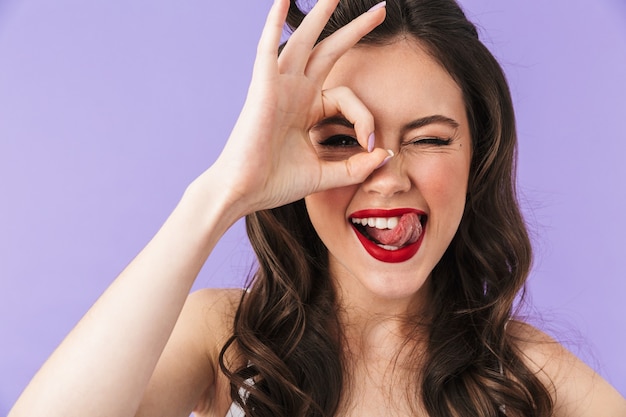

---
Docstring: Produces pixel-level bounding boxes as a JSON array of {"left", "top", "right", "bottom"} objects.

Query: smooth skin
[
  {"left": 8, "top": 0, "right": 626, "bottom": 416},
  {"left": 306, "top": 41, "right": 473, "bottom": 314}
]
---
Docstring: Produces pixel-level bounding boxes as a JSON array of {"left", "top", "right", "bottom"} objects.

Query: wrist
[{"left": 180, "top": 166, "right": 249, "bottom": 242}]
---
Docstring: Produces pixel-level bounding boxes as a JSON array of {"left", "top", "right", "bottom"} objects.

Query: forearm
[
  {"left": 9, "top": 167, "right": 242, "bottom": 417},
  {"left": 8, "top": 0, "right": 392, "bottom": 413}
]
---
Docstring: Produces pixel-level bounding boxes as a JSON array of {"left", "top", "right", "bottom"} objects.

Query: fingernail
[
  {"left": 367, "top": 1, "right": 386, "bottom": 12},
  {"left": 367, "top": 132, "right": 375, "bottom": 152},
  {"left": 375, "top": 149, "right": 394, "bottom": 169}
]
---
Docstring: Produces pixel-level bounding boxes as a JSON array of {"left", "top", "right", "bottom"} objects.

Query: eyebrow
[
  {"left": 311, "top": 115, "right": 355, "bottom": 130},
  {"left": 400, "top": 114, "right": 460, "bottom": 135},
  {"left": 311, "top": 114, "right": 460, "bottom": 133}
]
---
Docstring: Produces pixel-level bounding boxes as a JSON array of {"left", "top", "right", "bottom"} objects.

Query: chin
[{"left": 331, "top": 258, "right": 433, "bottom": 311}]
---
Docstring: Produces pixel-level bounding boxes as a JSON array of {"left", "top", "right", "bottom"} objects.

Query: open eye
[
  {"left": 314, "top": 134, "right": 363, "bottom": 161},
  {"left": 319, "top": 134, "right": 360, "bottom": 148}
]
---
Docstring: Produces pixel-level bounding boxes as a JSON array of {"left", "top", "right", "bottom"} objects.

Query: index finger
[{"left": 319, "top": 86, "right": 375, "bottom": 153}]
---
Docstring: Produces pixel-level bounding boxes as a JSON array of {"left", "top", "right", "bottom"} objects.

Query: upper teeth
[{"left": 351, "top": 216, "right": 400, "bottom": 230}]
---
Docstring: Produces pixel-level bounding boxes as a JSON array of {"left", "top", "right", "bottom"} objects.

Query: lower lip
[{"left": 351, "top": 224, "right": 425, "bottom": 263}]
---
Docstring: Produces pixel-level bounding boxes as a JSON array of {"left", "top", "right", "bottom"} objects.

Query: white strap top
[{"left": 225, "top": 402, "right": 244, "bottom": 417}]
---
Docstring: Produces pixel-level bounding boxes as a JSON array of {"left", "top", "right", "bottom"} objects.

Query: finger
[
  {"left": 321, "top": 86, "right": 375, "bottom": 151},
  {"left": 318, "top": 148, "right": 392, "bottom": 190},
  {"left": 277, "top": 0, "right": 340, "bottom": 74},
  {"left": 305, "top": 6, "right": 386, "bottom": 83},
  {"left": 254, "top": 0, "right": 290, "bottom": 76}
]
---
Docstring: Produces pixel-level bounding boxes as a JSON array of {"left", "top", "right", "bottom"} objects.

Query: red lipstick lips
[{"left": 349, "top": 208, "right": 426, "bottom": 263}]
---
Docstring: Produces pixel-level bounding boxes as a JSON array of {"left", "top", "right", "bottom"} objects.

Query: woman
[{"left": 8, "top": 0, "right": 626, "bottom": 416}]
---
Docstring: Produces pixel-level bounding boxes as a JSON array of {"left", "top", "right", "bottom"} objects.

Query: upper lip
[{"left": 349, "top": 208, "right": 426, "bottom": 219}]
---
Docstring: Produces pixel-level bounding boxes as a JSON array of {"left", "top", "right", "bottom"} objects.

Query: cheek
[
  {"left": 304, "top": 187, "right": 356, "bottom": 232},
  {"left": 412, "top": 157, "right": 470, "bottom": 211}
]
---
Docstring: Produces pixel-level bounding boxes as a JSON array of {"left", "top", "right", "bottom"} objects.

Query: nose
[{"left": 361, "top": 153, "right": 411, "bottom": 198}]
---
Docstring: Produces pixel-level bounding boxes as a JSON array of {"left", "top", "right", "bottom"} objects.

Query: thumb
[{"left": 318, "top": 148, "right": 394, "bottom": 191}]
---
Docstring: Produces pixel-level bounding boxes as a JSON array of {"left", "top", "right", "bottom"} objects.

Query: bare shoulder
[
  {"left": 175, "top": 287, "right": 244, "bottom": 377},
  {"left": 186, "top": 287, "right": 242, "bottom": 336},
  {"left": 183, "top": 287, "right": 242, "bottom": 349},
  {"left": 135, "top": 288, "right": 242, "bottom": 417},
  {"left": 507, "top": 320, "right": 626, "bottom": 417}
]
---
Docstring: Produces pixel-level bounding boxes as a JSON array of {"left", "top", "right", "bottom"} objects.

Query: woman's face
[{"left": 305, "top": 39, "right": 471, "bottom": 310}]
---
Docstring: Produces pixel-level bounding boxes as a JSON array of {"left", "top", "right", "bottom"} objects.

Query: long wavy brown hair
[{"left": 219, "top": 0, "right": 553, "bottom": 416}]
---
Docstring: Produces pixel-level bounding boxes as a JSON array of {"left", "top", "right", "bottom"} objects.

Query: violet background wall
[{"left": 1, "top": 0, "right": 625, "bottom": 412}]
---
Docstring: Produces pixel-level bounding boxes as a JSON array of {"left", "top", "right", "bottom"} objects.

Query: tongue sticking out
[{"left": 366, "top": 213, "right": 423, "bottom": 248}]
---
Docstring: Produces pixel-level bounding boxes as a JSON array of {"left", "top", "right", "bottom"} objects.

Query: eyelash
[
  {"left": 406, "top": 137, "right": 453, "bottom": 146},
  {"left": 319, "top": 135, "right": 360, "bottom": 147},
  {"left": 319, "top": 135, "right": 453, "bottom": 147}
]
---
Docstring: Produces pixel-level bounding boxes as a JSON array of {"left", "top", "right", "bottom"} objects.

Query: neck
[
  {"left": 334, "top": 295, "right": 430, "bottom": 417},
  {"left": 333, "top": 280, "right": 432, "bottom": 365}
]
